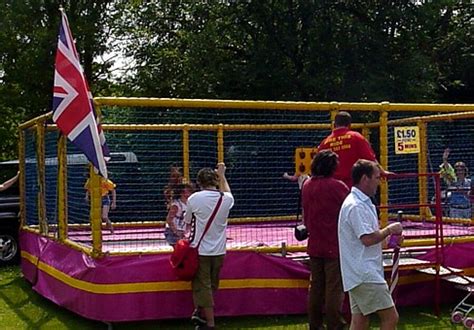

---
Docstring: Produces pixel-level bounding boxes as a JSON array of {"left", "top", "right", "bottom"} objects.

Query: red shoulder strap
[{"left": 196, "top": 192, "right": 224, "bottom": 248}]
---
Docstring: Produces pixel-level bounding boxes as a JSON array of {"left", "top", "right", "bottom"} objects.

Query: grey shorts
[{"left": 349, "top": 283, "right": 394, "bottom": 316}]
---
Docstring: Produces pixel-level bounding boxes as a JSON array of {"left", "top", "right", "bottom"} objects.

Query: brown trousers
[
  {"left": 192, "top": 255, "right": 225, "bottom": 308},
  {"left": 308, "top": 257, "right": 345, "bottom": 330}
]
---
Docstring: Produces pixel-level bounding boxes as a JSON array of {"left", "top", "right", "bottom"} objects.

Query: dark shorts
[{"left": 102, "top": 196, "right": 111, "bottom": 207}]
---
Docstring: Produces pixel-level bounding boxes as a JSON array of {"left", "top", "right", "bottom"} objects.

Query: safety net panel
[
  {"left": 24, "top": 129, "right": 38, "bottom": 227},
  {"left": 426, "top": 117, "right": 474, "bottom": 230},
  {"left": 44, "top": 131, "right": 59, "bottom": 234},
  {"left": 101, "top": 106, "right": 331, "bottom": 125},
  {"left": 387, "top": 111, "right": 474, "bottom": 242}
]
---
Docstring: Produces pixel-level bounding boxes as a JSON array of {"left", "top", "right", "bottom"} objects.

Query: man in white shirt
[
  {"left": 338, "top": 159, "right": 402, "bottom": 330},
  {"left": 185, "top": 163, "right": 234, "bottom": 330}
]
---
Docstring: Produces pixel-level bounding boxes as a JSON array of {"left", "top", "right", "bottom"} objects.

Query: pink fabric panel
[
  {"left": 20, "top": 230, "right": 309, "bottom": 322},
  {"left": 20, "top": 230, "right": 467, "bottom": 322},
  {"left": 420, "top": 242, "right": 474, "bottom": 269}
]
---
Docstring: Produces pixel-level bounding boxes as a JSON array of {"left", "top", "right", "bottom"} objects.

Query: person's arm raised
[{"left": 217, "top": 163, "right": 231, "bottom": 193}]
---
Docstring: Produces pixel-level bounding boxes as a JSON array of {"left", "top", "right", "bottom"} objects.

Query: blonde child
[{"left": 85, "top": 176, "right": 117, "bottom": 233}]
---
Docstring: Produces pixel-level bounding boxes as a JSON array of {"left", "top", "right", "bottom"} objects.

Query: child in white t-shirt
[{"left": 164, "top": 183, "right": 193, "bottom": 245}]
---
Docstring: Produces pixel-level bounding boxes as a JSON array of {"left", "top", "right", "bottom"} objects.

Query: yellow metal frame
[
  {"left": 57, "top": 135, "right": 68, "bottom": 241},
  {"left": 35, "top": 122, "right": 47, "bottom": 235},
  {"left": 17, "top": 98, "right": 474, "bottom": 257},
  {"left": 379, "top": 110, "right": 389, "bottom": 227},
  {"left": 417, "top": 121, "right": 428, "bottom": 219}
]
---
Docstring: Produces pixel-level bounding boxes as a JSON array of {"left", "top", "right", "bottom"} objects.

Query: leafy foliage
[
  {"left": 0, "top": 0, "right": 472, "bottom": 160},
  {"left": 113, "top": 1, "right": 458, "bottom": 102},
  {"left": 0, "top": 0, "right": 112, "bottom": 160}
]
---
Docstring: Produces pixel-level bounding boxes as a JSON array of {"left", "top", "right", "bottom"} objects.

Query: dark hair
[
  {"left": 334, "top": 111, "right": 352, "bottom": 127},
  {"left": 197, "top": 168, "right": 219, "bottom": 188},
  {"left": 311, "top": 150, "right": 339, "bottom": 177},
  {"left": 352, "top": 159, "right": 377, "bottom": 185},
  {"left": 163, "top": 166, "right": 184, "bottom": 206},
  {"left": 172, "top": 183, "right": 194, "bottom": 200}
]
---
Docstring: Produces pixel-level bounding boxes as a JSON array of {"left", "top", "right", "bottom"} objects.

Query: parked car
[{"left": 0, "top": 161, "right": 20, "bottom": 266}]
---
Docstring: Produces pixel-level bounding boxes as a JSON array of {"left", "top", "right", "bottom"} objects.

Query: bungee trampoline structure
[{"left": 18, "top": 98, "right": 474, "bottom": 321}]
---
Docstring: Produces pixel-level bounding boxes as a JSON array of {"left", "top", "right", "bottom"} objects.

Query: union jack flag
[{"left": 52, "top": 9, "right": 109, "bottom": 178}]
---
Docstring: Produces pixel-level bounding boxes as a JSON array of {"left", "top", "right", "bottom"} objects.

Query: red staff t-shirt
[{"left": 318, "top": 127, "right": 376, "bottom": 187}]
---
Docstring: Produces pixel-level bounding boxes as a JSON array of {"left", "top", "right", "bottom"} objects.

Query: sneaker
[
  {"left": 195, "top": 326, "right": 215, "bottom": 330},
  {"left": 191, "top": 309, "right": 206, "bottom": 326}
]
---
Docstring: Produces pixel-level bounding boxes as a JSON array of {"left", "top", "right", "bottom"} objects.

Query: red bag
[
  {"left": 169, "top": 239, "right": 199, "bottom": 281},
  {"left": 170, "top": 193, "right": 223, "bottom": 281}
]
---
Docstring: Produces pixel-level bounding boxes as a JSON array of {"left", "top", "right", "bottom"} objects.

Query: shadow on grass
[
  {"left": 0, "top": 265, "right": 463, "bottom": 329},
  {"left": 392, "top": 306, "right": 462, "bottom": 330},
  {"left": 0, "top": 265, "right": 306, "bottom": 329},
  {"left": 0, "top": 265, "right": 106, "bottom": 329}
]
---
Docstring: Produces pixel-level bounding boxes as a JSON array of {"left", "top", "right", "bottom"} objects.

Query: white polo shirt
[
  {"left": 184, "top": 190, "right": 234, "bottom": 256},
  {"left": 338, "top": 187, "right": 385, "bottom": 292}
]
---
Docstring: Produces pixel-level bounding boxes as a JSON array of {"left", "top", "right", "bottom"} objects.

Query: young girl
[
  {"left": 164, "top": 183, "right": 193, "bottom": 246},
  {"left": 163, "top": 166, "right": 184, "bottom": 210},
  {"left": 84, "top": 176, "right": 117, "bottom": 233}
]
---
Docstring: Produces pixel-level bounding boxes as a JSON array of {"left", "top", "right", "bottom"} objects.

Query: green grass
[{"left": 0, "top": 265, "right": 463, "bottom": 329}]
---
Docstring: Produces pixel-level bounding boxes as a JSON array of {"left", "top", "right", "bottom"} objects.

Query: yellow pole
[
  {"left": 329, "top": 103, "right": 339, "bottom": 130},
  {"left": 57, "top": 134, "right": 68, "bottom": 241},
  {"left": 36, "top": 122, "right": 48, "bottom": 235},
  {"left": 90, "top": 167, "right": 103, "bottom": 257},
  {"left": 182, "top": 125, "right": 190, "bottom": 183},
  {"left": 418, "top": 121, "right": 429, "bottom": 219},
  {"left": 217, "top": 124, "right": 224, "bottom": 163},
  {"left": 93, "top": 97, "right": 474, "bottom": 113},
  {"left": 362, "top": 127, "right": 370, "bottom": 141},
  {"left": 18, "top": 129, "right": 26, "bottom": 228},
  {"left": 379, "top": 107, "right": 389, "bottom": 227}
]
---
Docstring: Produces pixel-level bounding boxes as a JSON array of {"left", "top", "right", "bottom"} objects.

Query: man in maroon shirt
[
  {"left": 318, "top": 111, "right": 378, "bottom": 187},
  {"left": 302, "top": 150, "right": 349, "bottom": 330}
]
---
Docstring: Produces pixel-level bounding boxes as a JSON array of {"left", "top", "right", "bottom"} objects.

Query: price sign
[{"left": 394, "top": 126, "right": 420, "bottom": 154}]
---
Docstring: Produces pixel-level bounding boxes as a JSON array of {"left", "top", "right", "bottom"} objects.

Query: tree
[
  {"left": 113, "top": 0, "right": 449, "bottom": 103},
  {"left": 0, "top": 0, "right": 113, "bottom": 160},
  {"left": 0, "top": 0, "right": 472, "bottom": 159}
]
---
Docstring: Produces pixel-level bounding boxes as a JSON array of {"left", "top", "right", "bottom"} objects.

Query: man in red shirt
[
  {"left": 318, "top": 111, "right": 378, "bottom": 187},
  {"left": 302, "top": 150, "right": 349, "bottom": 330}
]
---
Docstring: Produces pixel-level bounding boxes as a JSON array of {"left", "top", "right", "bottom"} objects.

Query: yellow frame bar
[
  {"left": 90, "top": 167, "right": 103, "bottom": 257},
  {"left": 94, "top": 97, "right": 474, "bottom": 113},
  {"left": 379, "top": 110, "right": 389, "bottom": 227},
  {"left": 217, "top": 124, "right": 224, "bottom": 163},
  {"left": 57, "top": 135, "right": 68, "bottom": 241},
  {"left": 36, "top": 121, "right": 48, "bottom": 235},
  {"left": 17, "top": 98, "right": 474, "bottom": 258},
  {"left": 418, "top": 121, "right": 428, "bottom": 219}
]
